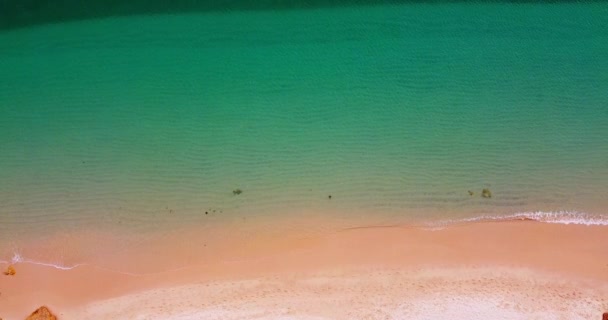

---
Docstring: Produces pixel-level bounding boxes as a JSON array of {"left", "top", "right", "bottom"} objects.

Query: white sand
[{"left": 64, "top": 267, "right": 608, "bottom": 320}]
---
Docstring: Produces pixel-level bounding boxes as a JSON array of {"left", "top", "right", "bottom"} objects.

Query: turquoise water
[{"left": 1, "top": 4, "right": 608, "bottom": 257}]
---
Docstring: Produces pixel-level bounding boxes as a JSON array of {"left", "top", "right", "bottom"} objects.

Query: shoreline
[{"left": 1, "top": 219, "right": 607, "bottom": 318}]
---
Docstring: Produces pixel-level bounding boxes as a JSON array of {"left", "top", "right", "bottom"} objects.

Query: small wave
[
  {"left": 1, "top": 252, "right": 193, "bottom": 276},
  {"left": 430, "top": 211, "right": 608, "bottom": 228},
  {"left": 0, "top": 252, "right": 85, "bottom": 270}
]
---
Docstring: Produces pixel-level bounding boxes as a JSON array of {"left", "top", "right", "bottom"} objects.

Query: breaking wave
[{"left": 430, "top": 210, "right": 608, "bottom": 228}]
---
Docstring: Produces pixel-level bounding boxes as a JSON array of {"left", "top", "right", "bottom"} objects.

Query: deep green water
[
  {"left": 1, "top": 3, "right": 608, "bottom": 261},
  {"left": 4, "top": 0, "right": 602, "bottom": 32}
]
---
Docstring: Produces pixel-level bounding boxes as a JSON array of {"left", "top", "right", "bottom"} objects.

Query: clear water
[{"left": 1, "top": 3, "right": 607, "bottom": 263}]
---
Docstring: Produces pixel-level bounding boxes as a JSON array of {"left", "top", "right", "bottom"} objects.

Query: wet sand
[{"left": 1, "top": 220, "right": 607, "bottom": 319}]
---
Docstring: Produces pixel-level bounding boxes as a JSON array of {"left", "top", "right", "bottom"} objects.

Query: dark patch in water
[{"left": 0, "top": 0, "right": 599, "bottom": 32}]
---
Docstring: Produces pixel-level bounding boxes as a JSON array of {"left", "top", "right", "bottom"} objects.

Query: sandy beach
[
  {"left": 1, "top": 219, "right": 607, "bottom": 319},
  {"left": 1, "top": 2, "right": 607, "bottom": 319}
]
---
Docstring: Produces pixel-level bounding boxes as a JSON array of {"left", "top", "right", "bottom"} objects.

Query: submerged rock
[
  {"left": 481, "top": 188, "right": 492, "bottom": 198},
  {"left": 25, "top": 306, "right": 57, "bottom": 320},
  {"left": 3, "top": 265, "right": 15, "bottom": 276},
  {"left": 467, "top": 190, "right": 474, "bottom": 196},
  {"left": 232, "top": 188, "right": 243, "bottom": 195}
]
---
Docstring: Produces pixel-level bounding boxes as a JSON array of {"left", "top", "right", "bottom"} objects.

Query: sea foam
[{"left": 432, "top": 210, "right": 608, "bottom": 228}]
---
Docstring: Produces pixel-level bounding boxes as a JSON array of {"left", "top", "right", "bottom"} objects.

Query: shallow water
[{"left": 1, "top": 3, "right": 607, "bottom": 264}]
